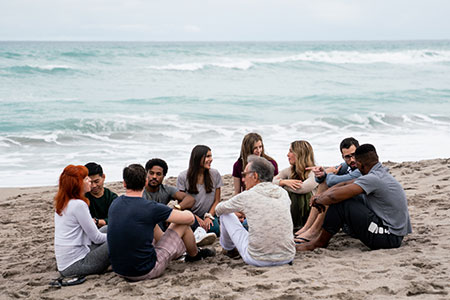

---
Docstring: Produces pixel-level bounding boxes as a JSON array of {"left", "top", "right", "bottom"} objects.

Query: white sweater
[
  {"left": 54, "top": 199, "right": 106, "bottom": 271},
  {"left": 215, "top": 182, "right": 295, "bottom": 262}
]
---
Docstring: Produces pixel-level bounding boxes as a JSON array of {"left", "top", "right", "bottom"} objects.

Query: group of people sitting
[{"left": 53, "top": 134, "right": 412, "bottom": 284}]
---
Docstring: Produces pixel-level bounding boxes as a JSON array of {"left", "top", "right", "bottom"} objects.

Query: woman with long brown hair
[
  {"left": 273, "top": 140, "right": 318, "bottom": 233},
  {"left": 177, "top": 145, "right": 223, "bottom": 237},
  {"left": 54, "top": 165, "right": 109, "bottom": 281},
  {"left": 232, "top": 133, "right": 278, "bottom": 195}
]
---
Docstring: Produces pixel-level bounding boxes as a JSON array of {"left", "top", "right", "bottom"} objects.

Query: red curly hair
[{"left": 54, "top": 165, "right": 90, "bottom": 215}]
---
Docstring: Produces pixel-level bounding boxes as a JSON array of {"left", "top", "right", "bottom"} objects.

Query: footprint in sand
[{"left": 407, "top": 281, "right": 448, "bottom": 296}]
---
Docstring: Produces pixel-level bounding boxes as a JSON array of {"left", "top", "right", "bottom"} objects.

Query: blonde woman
[
  {"left": 232, "top": 133, "right": 278, "bottom": 195},
  {"left": 273, "top": 140, "right": 318, "bottom": 233}
]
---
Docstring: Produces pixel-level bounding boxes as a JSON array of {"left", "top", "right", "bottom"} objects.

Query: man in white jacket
[{"left": 215, "top": 155, "right": 296, "bottom": 267}]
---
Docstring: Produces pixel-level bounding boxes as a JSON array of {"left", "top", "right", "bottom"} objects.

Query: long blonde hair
[
  {"left": 290, "top": 140, "right": 315, "bottom": 181},
  {"left": 239, "top": 133, "right": 274, "bottom": 171}
]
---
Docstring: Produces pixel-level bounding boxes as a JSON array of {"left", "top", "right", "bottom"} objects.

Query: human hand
[
  {"left": 167, "top": 200, "right": 179, "bottom": 209},
  {"left": 325, "top": 164, "right": 342, "bottom": 175},
  {"left": 235, "top": 212, "right": 246, "bottom": 223},
  {"left": 203, "top": 217, "right": 213, "bottom": 231},
  {"left": 306, "top": 166, "right": 325, "bottom": 178},
  {"left": 98, "top": 219, "right": 106, "bottom": 228},
  {"left": 310, "top": 196, "right": 326, "bottom": 213},
  {"left": 281, "top": 179, "right": 303, "bottom": 190},
  {"left": 196, "top": 215, "right": 206, "bottom": 229}
]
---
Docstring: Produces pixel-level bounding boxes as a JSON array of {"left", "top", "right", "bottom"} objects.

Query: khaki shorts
[{"left": 124, "top": 228, "right": 186, "bottom": 281}]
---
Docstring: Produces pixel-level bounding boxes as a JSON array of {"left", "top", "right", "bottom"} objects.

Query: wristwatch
[
  {"left": 174, "top": 204, "right": 182, "bottom": 210},
  {"left": 94, "top": 218, "right": 99, "bottom": 226}
]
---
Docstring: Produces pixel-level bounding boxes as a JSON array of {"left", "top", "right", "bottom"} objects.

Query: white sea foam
[
  {"left": 15, "top": 64, "right": 76, "bottom": 72},
  {"left": 145, "top": 49, "right": 450, "bottom": 71},
  {"left": 37, "top": 64, "right": 75, "bottom": 71}
]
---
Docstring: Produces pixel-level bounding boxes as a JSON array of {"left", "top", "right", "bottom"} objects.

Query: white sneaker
[{"left": 194, "top": 227, "right": 217, "bottom": 246}]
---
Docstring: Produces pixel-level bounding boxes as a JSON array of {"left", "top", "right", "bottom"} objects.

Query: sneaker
[
  {"left": 194, "top": 227, "right": 217, "bottom": 246},
  {"left": 185, "top": 247, "right": 216, "bottom": 262}
]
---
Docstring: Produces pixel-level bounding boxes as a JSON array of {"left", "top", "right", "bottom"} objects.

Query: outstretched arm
[{"left": 326, "top": 169, "right": 361, "bottom": 187}]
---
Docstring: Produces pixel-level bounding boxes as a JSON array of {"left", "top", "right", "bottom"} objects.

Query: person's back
[
  {"left": 108, "top": 163, "right": 215, "bottom": 281},
  {"left": 216, "top": 155, "right": 295, "bottom": 266},
  {"left": 236, "top": 182, "right": 295, "bottom": 261},
  {"left": 108, "top": 195, "right": 172, "bottom": 276}
]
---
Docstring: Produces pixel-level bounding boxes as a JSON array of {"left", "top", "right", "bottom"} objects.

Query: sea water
[{"left": 1, "top": 40, "right": 449, "bottom": 187}]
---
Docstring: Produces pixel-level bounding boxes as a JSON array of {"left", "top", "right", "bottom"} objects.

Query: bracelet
[{"left": 204, "top": 212, "right": 215, "bottom": 220}]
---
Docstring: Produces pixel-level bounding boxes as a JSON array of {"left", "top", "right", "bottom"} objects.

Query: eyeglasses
[
  {"left": 241, "top": 171, "right": 255, "bottom": 177},
  {"left": 343, "top": 153, "right": 356, "bottom": 160}
]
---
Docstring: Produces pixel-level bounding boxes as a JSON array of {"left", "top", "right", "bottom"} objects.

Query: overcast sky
[{"left": 1, "top": 0, "right": 449, "bottom": 41}]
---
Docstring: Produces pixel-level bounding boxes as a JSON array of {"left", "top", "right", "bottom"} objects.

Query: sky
[{"left": 1, "top": 0, "right": 449, "bottom": 41}]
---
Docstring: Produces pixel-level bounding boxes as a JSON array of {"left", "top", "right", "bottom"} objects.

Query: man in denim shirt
[{"left": 295, "top": 137, "right": 362, "bottom": 241}]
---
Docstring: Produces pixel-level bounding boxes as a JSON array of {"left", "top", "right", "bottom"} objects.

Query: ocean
[{"left": 1, "top": 40, "right": 449, "bottom": 187}]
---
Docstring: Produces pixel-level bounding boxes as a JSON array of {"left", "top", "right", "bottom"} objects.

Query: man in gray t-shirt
[
  {"left": 144, "top": 158, "right": 194, "bottom": 209},
  {"left": 296, "top": 144, "right": 412, "bottom": 251}
]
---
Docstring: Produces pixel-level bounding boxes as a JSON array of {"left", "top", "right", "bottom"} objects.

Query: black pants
[{"left": 323, "top": 198, "right": 403, "bottom": 250}]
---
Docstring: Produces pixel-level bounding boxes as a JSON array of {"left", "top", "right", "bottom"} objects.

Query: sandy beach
[{"left": 1, "top": 158, "right": 449, "bottom": 299}]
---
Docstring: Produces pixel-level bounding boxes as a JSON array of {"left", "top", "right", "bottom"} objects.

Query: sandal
[
  {"left": 49, "top": 276, "right": 86, "bottom": 288},
  {"left": 294, "top": 237, "right": 310, "bottom": 244}
]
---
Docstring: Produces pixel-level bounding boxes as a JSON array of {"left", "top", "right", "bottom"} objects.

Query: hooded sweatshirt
[{"left": 215, "top": 182, "right": 295, "bottom": 262}]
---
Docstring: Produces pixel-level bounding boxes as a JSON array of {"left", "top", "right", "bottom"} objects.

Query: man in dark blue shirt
[{"left": 108, "top": 164, "right": 215, "bottom": 281}]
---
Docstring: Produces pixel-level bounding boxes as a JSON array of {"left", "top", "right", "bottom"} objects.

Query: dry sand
[{"left": 1, "top": 158, "right": 449, "bottom": 299}]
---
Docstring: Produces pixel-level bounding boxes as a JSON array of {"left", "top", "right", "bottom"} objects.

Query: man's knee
[{"left": 168, "top": 223, "right": 190, "bottom": 237}]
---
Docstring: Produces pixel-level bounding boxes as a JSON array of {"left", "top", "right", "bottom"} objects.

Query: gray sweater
[{"left": 216, "top": 182, "right": 296, "bottom": 262}]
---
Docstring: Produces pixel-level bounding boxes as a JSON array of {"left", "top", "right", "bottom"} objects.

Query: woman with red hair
[{"left": 54, "top": 165, "right": 110, "bottom": 279}]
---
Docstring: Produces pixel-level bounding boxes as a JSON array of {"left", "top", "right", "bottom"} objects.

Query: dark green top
[{"left": 86, "top": 187, "right": 118, "bottom": 224}]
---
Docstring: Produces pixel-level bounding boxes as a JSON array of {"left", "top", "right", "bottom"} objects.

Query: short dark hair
[
  {"left": 247, "top": 155, "right": 275, "bottom": 183},
  {"left": 145, "top": 158, "right": 168, "bottom": 175},
  {"left": 123, "top": 164, "right": 146, "bottom": 191},
  {"left": 355, "top": 144, "right": 379, "bottom": 165},
  {"left": 85, "top": 162, "right": 103, "bottom": 176},
  {"left": 340, "top": 137, "right": 359, "bottom": 152}
]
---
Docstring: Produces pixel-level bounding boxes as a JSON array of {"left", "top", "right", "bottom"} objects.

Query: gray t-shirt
[
  {"left": 176, "top": 168, "right": 223, "bottom": 217},
  {"left": 354, "top": 162, "right": 412, "bottom": 236},
  {"left": 142, "top": 184, "right": 177, "bottom": 205}
]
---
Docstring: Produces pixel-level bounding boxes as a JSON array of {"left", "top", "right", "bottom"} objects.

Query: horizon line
[{"left": 1, "top": 38, "right": 450, "bottom": 43}]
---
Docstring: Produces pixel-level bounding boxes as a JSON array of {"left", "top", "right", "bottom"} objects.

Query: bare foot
[
  {"left": 295, "top": 229, "right": 320, "bottom": 241},
  {"left": 294, "top": 226, "right": 309, "bottom": 236},
  {"left": 295, "top": 242, "right": 316, "bottom": 251}
]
